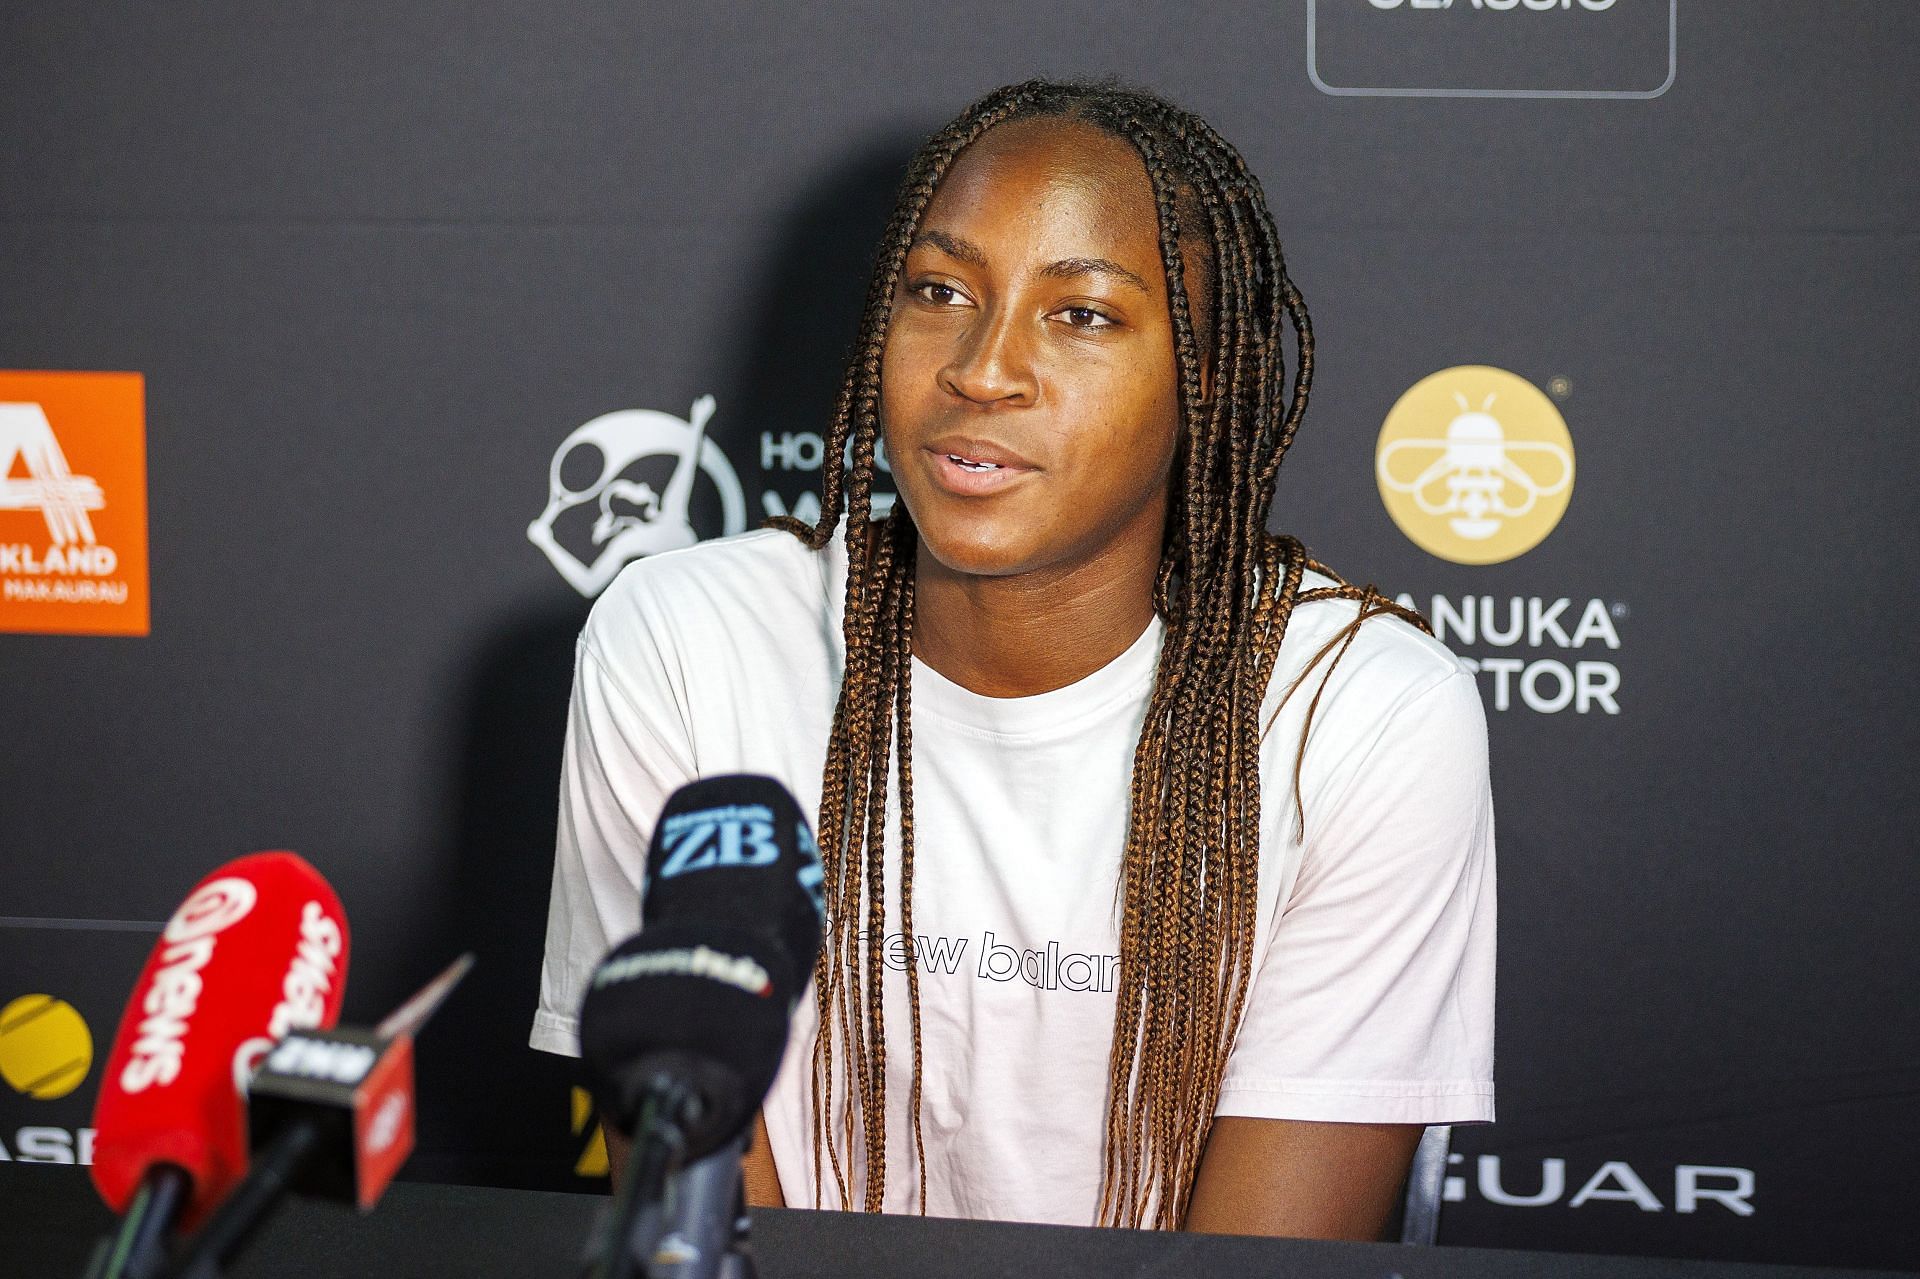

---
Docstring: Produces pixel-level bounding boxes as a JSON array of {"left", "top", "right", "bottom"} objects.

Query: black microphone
[
  {"left": 159, "top": 955, "right": 472, "bottom": 1279},
  {"left": 580, "top": 921, "right": 801, "bottom": 1162},
  {"left": 639, "top": 774, "right": 826, "bottom": 978},
  {"left": 579, "top": 775, "right": 825, "bottom": 1279}
]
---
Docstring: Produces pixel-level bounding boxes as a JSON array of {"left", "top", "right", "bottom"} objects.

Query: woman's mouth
[{"left": 924, "top": 445, "right": 1035, "bottom": 496}]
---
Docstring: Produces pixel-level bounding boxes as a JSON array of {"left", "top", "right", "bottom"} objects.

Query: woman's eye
[
  {"left": 1059, "top": 305, "right": 1116, "bottom": 330},
  {"left": 912, "top": 282, "right": 964, "bottom": 306}
]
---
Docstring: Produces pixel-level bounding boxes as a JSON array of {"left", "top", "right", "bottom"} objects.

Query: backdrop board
[{"left": 1, "top": 2, "right": 1915, "bottom": 1270}]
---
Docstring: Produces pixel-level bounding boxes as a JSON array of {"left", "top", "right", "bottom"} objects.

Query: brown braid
[{"left": 768, "top": 78, "right": 1427, "bottom": 1228}]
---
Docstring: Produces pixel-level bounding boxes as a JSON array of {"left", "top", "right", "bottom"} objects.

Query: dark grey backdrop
[{"left": 2, "top": 2, "right": 1915, "bottom": 1269}]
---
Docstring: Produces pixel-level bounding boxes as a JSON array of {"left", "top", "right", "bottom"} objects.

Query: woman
[{"left": 533, "top": 78, "right": 1495, "bottom": 1239}]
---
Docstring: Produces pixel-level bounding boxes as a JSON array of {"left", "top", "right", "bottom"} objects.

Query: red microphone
[{"left": 87, "top": 850, "right": 349, "bottom": 1270}]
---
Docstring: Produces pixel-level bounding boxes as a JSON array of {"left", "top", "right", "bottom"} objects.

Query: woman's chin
[{"left": 911, "top": 515, "right": 1040, "bottom": 580}]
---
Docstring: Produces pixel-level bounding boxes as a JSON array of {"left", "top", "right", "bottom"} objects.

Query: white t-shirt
[{"left": 532, "top": 521, "right": 1495, "bottom": 1226}]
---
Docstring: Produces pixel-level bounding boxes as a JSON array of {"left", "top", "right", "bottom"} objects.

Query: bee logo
[{"left": 1376, "top": 365, "right": 1575, "bottom": 565}]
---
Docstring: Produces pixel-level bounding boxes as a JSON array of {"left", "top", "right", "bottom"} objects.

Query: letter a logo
[{"left": 0, "top": 371, "right": 150, "bottom": 634}]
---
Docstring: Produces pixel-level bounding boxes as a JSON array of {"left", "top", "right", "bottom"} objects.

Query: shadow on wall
[
  {"left": 705, "top": 125, "right": 935, "bottom": 459},
  {"left": 405, "top": 128, "right": 932, "bottom": 1192}
]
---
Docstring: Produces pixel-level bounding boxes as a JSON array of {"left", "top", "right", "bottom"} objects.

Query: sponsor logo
[
  {"left": 529, "top": 396, "right": 747, "bottom": 597},
  {"left": 1447, "top": 1153, "right": 1755, "bottom": 1216},
  {"left": 364, "top": 1090, "right": 408, "bottom": 1155},
  {"left": 264, "top": 1034, "right": 377, "bottom": 1086},
  {"left": 164, "top": 877, "right": 259, "bottom": 945},
  {"left": 592, "top": 946, "right": 773, "bottom": 998},
  {"left": 570, "top": 1085, "right": 609, "bottom": 1178},
  {"left": 758, "top": 430, "right": 897, "bottom": 527},
  {"left": 267, "top": 902, "right": 344, "bottom": 1041},
  {"left": 819, "top": 928, "right": 1116, "bottom": 993},
  {"left": 657, "top": 803, "right": 779, "bottom": 878},
  {"left": 529, "top": 393, "right": 905, "bottom": 597},
  {"left": 1396, "top": 593, "right": 1623, "bottom": 714},
  {"left": 122, "top": 878, "right": 261, "bottom": 1093},
  {"left": 0, "top": 994, "right": 98, "bottom": 1166},
  {"left": 0, "top": 373, "right": 150, "bottom": 635},
  {"left": 0, "top": 995, "right": 93, "bottom": 1101},
  {"left": 977, "top": 931, "right": 1120, "bottom": 994},
  {"left": 0, "top": 1126, "right": 96, "bottom": 1165},
  {"left": 1377, "top": 366, "right": 1624, "bottom": 715},
  {"left": 1377, "top": 366, "right": 1574, "bottom": 565},
  {"left": 1308, "top": 0, "right": 1676, "bottom": 100}
]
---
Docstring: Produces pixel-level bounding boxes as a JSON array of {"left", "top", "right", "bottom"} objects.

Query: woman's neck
[{"left": 910, "top": 538, "right": 1160, "bottom": 699}]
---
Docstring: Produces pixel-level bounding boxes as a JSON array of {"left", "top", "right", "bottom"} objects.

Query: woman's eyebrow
[
  {"left": 910, "top": 229, "right": 986, "bottom": 265},
  {"left": 909, "top": 230, "right": 1150, "bottom": 296},
  {"left": 1036, "top": 256, "right": 1150, "bottom": 295}
]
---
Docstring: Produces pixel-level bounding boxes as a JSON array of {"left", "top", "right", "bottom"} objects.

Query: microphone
[
  {"left": 158, "top": 954, "right": 472, "bottom": 1279},
  {"left": 579, "top": 775, "right": 825, "bottom": 1279},
  {"left": 84, "top": 852, "right": 350, "bottom": 1278},
  {"left": 580, "top": 921, "right": 803, "bottom": 1165},
  {"left": 638, "top": 775, "right": 827, "bottom": 982}
]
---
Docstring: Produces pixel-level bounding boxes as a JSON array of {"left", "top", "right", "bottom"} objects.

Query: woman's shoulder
[
  {"left": 1266, "top": 555, "right": 1477, "bottom": 730},
  {"left": 581, "top": 523, "right": 844, "bottom": 666}
]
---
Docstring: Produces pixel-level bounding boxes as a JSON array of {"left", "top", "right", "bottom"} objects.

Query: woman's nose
[{"left": 937, "top": 306, "right": 1037, "bottom": 406}]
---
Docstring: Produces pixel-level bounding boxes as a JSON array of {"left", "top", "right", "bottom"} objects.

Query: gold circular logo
[
  {"left": 1375, "top": 365, "right": 1575, "bottom": 565},
  {"left": 0, "top": 994, "right": 94, "bottom": 1100}
]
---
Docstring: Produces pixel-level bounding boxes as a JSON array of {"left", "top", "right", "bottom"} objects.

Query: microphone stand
[
  {"left": 587, "top": 1077, "right": 697, "bottom": 1279},
  {"left": 82, "top": 1165, "right": 193, "bottom": 1279},
  {"left": 650, "top": 1135, "right": 756, "bottom": 1279},
  {"left": 161, "top": 1124, "right": 322, "bottom": 1279}
]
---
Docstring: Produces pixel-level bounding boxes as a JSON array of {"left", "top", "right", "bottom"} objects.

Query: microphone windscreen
[
  {"left": 89, "top": 851, "right": 350, "bottom": 1227},
  {"left": 578, "top": 920, "right": 797, "bottom": 1157},
  {"left": 641, "top": 774, "right": 824, "bottom": 980}
]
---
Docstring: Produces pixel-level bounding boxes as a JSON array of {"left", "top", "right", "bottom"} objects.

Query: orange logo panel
[{"left": 0, "top": 371, "right": 149, "bottom": 636}]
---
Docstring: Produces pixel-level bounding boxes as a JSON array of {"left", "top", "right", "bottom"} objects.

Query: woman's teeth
[{"left": 948, "top": 454, "right": 1001, "bottom": 472}]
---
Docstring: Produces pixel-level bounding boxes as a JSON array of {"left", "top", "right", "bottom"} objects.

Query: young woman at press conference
[{"left": 532, "top": 78, "right": 1495, "bottom": 1239}]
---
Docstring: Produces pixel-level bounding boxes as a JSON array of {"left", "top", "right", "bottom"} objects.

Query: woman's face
[{"left": 880, "top": 117, "right": 1191, "bottom": 582}]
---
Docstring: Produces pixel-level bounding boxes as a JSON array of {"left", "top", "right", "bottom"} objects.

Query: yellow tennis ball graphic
[{"left": 0, "top": 994, "right": 94, "bottom": 1100}]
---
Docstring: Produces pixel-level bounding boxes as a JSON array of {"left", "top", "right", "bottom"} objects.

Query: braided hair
[{"left": 769, "top": 77, "right": 1426, "bottom": 1229}]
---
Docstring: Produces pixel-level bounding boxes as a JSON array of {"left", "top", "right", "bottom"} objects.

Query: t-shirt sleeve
[
  {"left": 1216, "top": 666, "right": 1496, "bottom": 1124},
  {"left": 530, "top": 624, "right": 698, "bottom": 1058}
]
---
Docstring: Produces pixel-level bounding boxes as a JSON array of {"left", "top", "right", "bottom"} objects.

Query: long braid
[
  {"left": 770, "top": 83, "right": 1053, "bottom": 1211},
  {"left": 774, "top": 77, "right": 1424, "bottom": 1227}
]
